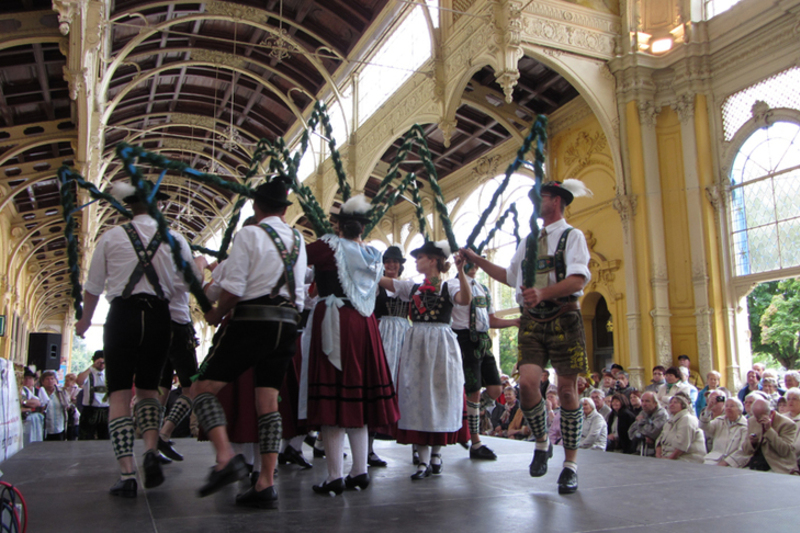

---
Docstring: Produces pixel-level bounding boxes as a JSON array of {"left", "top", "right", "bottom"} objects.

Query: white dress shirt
[
  {"left": 169, "top": 291, "right": 191, "bottom": 324},
  {"left": 506, "top": 218, "right": 591, "bottom": 307},
  {"left": 448, "top": 277, "right": 493, "bottom": 331},
  {"left": 84, "top": 215, "right": 196, "bottom": 302},
  {"left": 212, "top": 216, "right": 307, "bottom": 311}
]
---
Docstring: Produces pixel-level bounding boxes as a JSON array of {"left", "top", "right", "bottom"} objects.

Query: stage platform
[{"left": 2, "top": 436, "right": 799, "bottom": 533}]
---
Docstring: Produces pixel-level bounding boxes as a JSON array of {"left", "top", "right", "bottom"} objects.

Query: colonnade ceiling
[{"left": 0, "top": 0, "right": 391, "bottom": 326}]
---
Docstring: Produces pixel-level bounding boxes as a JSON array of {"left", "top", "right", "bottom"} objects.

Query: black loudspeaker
[{"left": 28, "top": 333, "right": 62, "bottom": 371}]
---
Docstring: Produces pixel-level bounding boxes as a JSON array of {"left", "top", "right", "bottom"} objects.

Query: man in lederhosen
[
  {"left": 75, "top": 180, "right": 198, "bottom": 498},
  {"left": 156, "top": 293, "right": 201, "bottom": 461},
  {"left": 76, "top": 350, "right": 109, "bottom": 440},
  {"left": 462, "top": 179, "right": 592, "bottom": 494},
  {"left": 448, "top": 260, "right": 519, "bottom": 461},
  {"left": 191, "top": 177, "right": 307, "bottom": 509}
]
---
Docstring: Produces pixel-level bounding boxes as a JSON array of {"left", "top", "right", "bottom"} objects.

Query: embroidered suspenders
[
  {"left": 121, "top": 223, "right": 165, "bottom": 299},
  {"left": 258, "top": 223, "right": 302, "bottom": 306}
]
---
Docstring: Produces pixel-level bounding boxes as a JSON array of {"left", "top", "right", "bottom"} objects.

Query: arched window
[
  {"left": 704, "top": 0, "right": 745, "bottom": 19},
  {"left": 730, "top": 121, "right": 800, "bottom": 276}
]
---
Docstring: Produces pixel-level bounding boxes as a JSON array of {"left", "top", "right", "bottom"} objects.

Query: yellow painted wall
[
  {"left": 656, "top": 107, "right": 697, "bottom": 366},
  {"left": 549, "top": 111, "right": 628, "bottom": 370}
]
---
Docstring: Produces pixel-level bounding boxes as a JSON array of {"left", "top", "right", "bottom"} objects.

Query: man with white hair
[
  {"left": 743, "top": 390, "right": 770, "bottom": 417},
  {"left": 591, "top": 389, "right": 612, "bottom": 422},
  {"left": 628, "top": 391, "right": 668, "bottom": 456},
  {"left": 679, "top": 366, "right": 698, "bottom": 412},
  {"left": 741, "top": 398, "right": 798, "bottom": 474},
  {"left": 702, "top": 397, "right": 749, "bottom": 467}
]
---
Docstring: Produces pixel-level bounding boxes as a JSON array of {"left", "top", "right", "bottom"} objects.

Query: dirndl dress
[
  {"left": 392, "top": 280, "right": 470, "bottom": 446},
  {"left": 375, "top": 286, "right": 410, "bottom": 385},
  {"left": 304, "top": 236, "right": 399, "bottom": 430}
]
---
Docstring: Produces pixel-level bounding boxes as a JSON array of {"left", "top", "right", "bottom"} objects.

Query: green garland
[
  {"left": 58, "top": 166, "right": 134, "bottom": 319},
  {"left": 408, "top": 175, "right": 428, "bottom": 241},
  {"left": 475, "top": 203, "right": 522, "bottom": 252}
]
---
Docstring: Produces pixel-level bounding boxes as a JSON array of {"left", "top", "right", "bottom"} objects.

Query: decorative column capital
[{"left": 638, "top": 100, "right": 660, "bottom": 128}]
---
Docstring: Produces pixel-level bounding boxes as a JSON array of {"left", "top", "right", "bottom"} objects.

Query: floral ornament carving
[
  {"left": 53, "top": 0, "right": 77, "bottom": 36},
  {"left": 672, "top": 94, "right": 695, "bottom": 124},
  {"left": 751, "top": 101, "right": 774, "bottom": 128},
  {"left": 207, "top": 1, "right": 268, "bottom": 23},
  {"left": 638, "top": 101, "right": 660, "bottom": 128},
  {"left": 192, "top": 49, "right": 246, "bottom": 70},
  {"left": 704, "top": 183, "right": 727, "bottom": 212},
  {"left": 612, "top": 193, "right": 637, "bottom": 241},
  {"left": 563, "top": 131, "right": 607, "bottom": 171},
  {"left": 62, "top": 67, "right": 87, "bottom": 101},
  {"left": 471, "top": 155, "right": 502, "bottom": 178},
  {"left": 439, "top": 120, "right": 458, "bottom": 148}
]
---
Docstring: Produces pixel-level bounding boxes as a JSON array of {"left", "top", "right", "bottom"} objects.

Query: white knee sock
[
  {"left": 321, "top": 425, "right": 345, "bottom": 482},
  {"left": 431, "top": 445, "right": 442, "bottom": 465},
  {"left": 232, "top": 442, "right": 255, "bottom": 467},
  {"left": 417, "top": 445, "right": 431, "bottom": 468},
  {"left": 346, "top": 425, "right": 368, "bottom": 477}
]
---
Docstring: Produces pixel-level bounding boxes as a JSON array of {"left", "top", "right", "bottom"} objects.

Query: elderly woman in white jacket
[
  {"left": 702, "top": 397, "right": 750, "bottom": 467},
  {"left": 656, "top": 393, "right": 706, "bottom": 462},
  {"left": 579, "top": 397, "right": 607, "bottom": 451}
]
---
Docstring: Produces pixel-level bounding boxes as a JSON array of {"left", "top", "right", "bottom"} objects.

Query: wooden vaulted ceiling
[{"left": 0, "top": 0, "right": 579, "bottom": 325}]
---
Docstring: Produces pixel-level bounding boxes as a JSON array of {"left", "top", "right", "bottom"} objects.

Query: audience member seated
[
  {"left": 785, "top": 388, "right": 800, "bottom": 471},
  {"left": 696, "top": 370, "right": 721, "bottom": 416},
  {"left": 761, "top": 377, "right": 782, "bottom": 410},
  {"left": 579, "top": 398, "right": 607, "bottom": 451},
  {"left": 761, "top": 370, "right": 785, "bottom": 395},
  {"left": 613, "top": 371, "right": 635, "bottom": 400},
  {"left": 591, "top": 389, "right": 612, "bottom": 422},
  {"left": 607, "top": 393, "right": 636, "bottom": 454},
  {"left": 741, "top": 398, "right": 798, "bottom": 474},
  {"left": 776, "top": 396, "right": 788, "bottom": 415},
  {"left": 743, "top": 390, "right": 770, "bottom": 417},
  {"left": 645, "top": 365, "right": 666, "bottom": 393},
  {"left": 738, "top": 370, "right": 762, "bottom": 407},
  {"left": 655, "top": 393, "right": 706, "bottom": 463},
  {"left": 629, "top": 390, "right": 643, "bottom": 416},
  {"left": 547, "top": 390, "right": 561, "bottom": 445},
  {"left": 506, "top": 407, "right": 531, "bottom": 440},
  {"left": 656, "top": 367, "right": 692, "bottom": 409},
  {"left": 628, "top": 391, "right": 668, "bottom": 457},
  {"left": 699, "top": 389, "right": 727, "bottom": 429},
  {"left": 491, "top": 386, "right": 520, "bottom": 437},
  {"left": 577, "top": 376, "right": 593, "bottom": 399},
  {"left": 784, "top": 371, "right": 800, "bottom": 391},
  {"left": 679, "top": 366, "right": 699, "bottom": 412},
  {"left": 601, "top": 371, "right": 615, "bottom": 397},
  {"left": 702, "top": 398, "right": 749, "bottom": 467}
]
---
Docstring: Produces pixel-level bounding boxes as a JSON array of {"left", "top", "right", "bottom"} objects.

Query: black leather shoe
[
  {"left": 412, "top": 449, "right": 420, "bottom": 465},
  {"left": 198, "top": 454, "right": 248, "bottom": 497},
  {"left": 236, "top": 485, "right": 278, "bottom": 509},
  {"left": 143, "top": 450, "right": 165, "bottom": 489},
  {"left": 158, "top": 437, "right": 184, "bottom": 461},
  {"left": 304, "top": 434, "right": 318, "bottom": 448},
  {"left": 158, "top": 453, "right": 172, "bottom": 465},
  {"left": 313, "top": 446, "right": 325, "bottom": 458},
  {"left": 279, "top": 445, "right": 313, "bottom": 469},
  {"left": 344, "top": 472, "right": 370, "bottom": 490},
  {"left": 459, "top": 442, "right": 469, "bottom": 450},
  {"left": 430, "top": 454, "right": 443, "bottom": 475},
  {"left": 109, "top": 478, "right": 137, "bottom": 498},
  {"left": 469, "top": 444, "right": 497, "bottom": 460},
  {"left": 410, "top": 464, "right": 432, "bottom": 480},
  {"left": 367, "top": 452, "right": 387, "bottom": 467},
  {"left": 529, "top": 446, "right": 551, "bottom": 478},
  {"left": 312, "top": 478, "right": 345, "bottom": 496},
  {"left": 557, "top": 468, "right": 578, "bottom": 494}
]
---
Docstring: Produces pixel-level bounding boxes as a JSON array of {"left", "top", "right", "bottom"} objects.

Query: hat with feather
[
  {"left": 332, "top": 194, "right": 372, "bottom": 224},
  {"left": 410, "top": 239, "right": 451, "bottom": 259},
  {"left": 111, "top": 180, "right": 169, "bottom": 204},
  {"left": 536, "top": 179, "right": 593, "bottom": 206}
]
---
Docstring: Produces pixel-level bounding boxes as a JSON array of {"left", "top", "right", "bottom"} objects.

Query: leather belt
[
  {"left": 231, "top": 305, "right": 300, "bottom": 324},
  {"left": 522, "top": 299, "right": 579, "bottom": 323}
]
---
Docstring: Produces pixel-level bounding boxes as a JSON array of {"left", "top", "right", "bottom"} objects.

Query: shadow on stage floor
[{"left": 2, "top": 436, "right": 799, "bottom": 533}]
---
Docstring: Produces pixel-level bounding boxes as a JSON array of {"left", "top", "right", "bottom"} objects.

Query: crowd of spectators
[{"left": 480, "top": 358, "right": 800, "bottom": 476}]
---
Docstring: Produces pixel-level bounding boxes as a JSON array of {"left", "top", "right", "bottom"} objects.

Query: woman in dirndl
[
  {"left": 379, "top": 240, "right": 472, "bottom": 479},
  {"left": 305, "top": 195, "right": 400, "bottom": 495}
]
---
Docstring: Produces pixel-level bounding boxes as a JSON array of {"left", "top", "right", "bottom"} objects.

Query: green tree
[
  {"left": 747, "top": 281, "right": 780, "bottom": 354},
  {"left": 759, "top": 278, "right": 800, "bottom": 370},
  {"left": 70, "top": 336, "right": 94, "bottom": 374},
  {"left": 498, "top": 326, "right": 518, "bottom": 376}
]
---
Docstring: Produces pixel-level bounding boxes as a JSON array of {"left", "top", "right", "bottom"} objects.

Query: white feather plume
[
  {"left": 561, "top": 179, "right": 593, "bottom": 199},
  {"left": 340, "top": 194, "right": 371, "bottom": 215},
  {"left": 434, "top": 239, "right": 451, "bottom": 258},
  {"left": 110, "top": 181, "right": 136, "bottom": 203}
]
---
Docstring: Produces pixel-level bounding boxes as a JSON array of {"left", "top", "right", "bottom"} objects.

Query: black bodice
[
  {"left": 375, "top": 286, "right": 409, "bottom": 319},
  {"left": 409, "top": 283, "right": 453, "bottom": 324}
]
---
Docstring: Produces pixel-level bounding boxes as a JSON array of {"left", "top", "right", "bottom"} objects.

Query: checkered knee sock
[
  {"left": 522, "top": 398, "right": 548, "bottom": 442},
  {"left": 560, "top": 407, "right": 584, "bottom": 451},
  {"left": 193, "top": 392, "right": 227, "bottom": 433},
  {"left": 135, "top": 397, "right": 162, "bottom": 435},
  {"left": 165, "top": 394, "right": 192, "bottom": 429},
  {"left": 467, "top": 400, "right": 481, "bottom": 442},
  {"left": 258, "top": 412, "right": 282, "bottom": 455},
  {"left": 109, "top": 416, "right": 135, "bottom": 460}
]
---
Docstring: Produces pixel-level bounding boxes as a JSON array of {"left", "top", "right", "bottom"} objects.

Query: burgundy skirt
[
  {"left": 395, "top": 394, "right": 471, "bottom": 446},
  {"left": 198, "top": 367, "right": 258, "bottom": 443},
  {"left": 306, "top": 302, "right": 400, "bottom": 429},
  {"left": 278, "top": 335, "right": 308, "bottom": 438}
]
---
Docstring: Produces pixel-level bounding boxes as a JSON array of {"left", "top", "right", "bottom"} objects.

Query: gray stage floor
[{"left": 2, "top": 436, "right": 799, "bottom": 533}]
